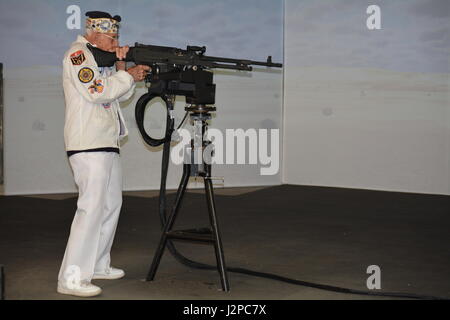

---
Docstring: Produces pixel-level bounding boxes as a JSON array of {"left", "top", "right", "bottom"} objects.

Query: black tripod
[{"left": 146, "top": 104, "right": 230, "bottom": 292}]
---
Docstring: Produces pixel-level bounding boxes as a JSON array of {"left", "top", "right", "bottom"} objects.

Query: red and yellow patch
[
  {"left": 78, "top": 67, "right": 94, "bottom": 83},
  {"left": 70, "top": 50, "right": 86, "bottom": 65},
  {"left": 88, "top": 79, "right": 104, "bottom": 94}
]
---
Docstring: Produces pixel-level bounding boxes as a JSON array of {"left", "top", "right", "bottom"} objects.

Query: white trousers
[{"left": 58, "top": 152, "right": 122, "bottom": 284}]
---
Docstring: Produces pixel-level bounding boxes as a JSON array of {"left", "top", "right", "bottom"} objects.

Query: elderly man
[{"left": 57, "top": 11, "right": 150, "bottom": 297}]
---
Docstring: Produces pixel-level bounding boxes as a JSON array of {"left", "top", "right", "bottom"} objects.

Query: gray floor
[{"left": 0, "top": 185, "right": 449, "bottom": 300}]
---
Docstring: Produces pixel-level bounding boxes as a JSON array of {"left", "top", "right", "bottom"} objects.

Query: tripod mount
[{"left": 145, "top": 103, "right": 230, "bottom": 291}]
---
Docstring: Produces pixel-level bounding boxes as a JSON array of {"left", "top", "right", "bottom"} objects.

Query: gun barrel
[
  {"left": 210, "top": 62, "right": 252, "bottom": 71},
  {"left": 201, "top": 55, "right": 282, "bottom": 68},
  {"left": 249, "top": 61, "right": 283, "bottom": 68}
]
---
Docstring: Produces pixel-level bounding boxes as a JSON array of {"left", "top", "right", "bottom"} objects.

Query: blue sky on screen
[
  {"left": 0, "top": 0, "right": 283, "bottom": 69},
  {"left": 0, "top": 0, "right": 448, "bottom": 73},
  {"left": 286, "top": 0, "right": 449, "bottom": 73}
]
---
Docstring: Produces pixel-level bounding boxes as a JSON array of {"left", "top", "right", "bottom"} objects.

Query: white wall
[{"left": 283, "top": 0, "right": 450, "bottom": 195}]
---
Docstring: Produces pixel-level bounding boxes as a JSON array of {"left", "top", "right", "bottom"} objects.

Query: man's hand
[
  {"left": 116, "top": 61, "right": 126, "bottom": 71},
  {"left": 115, "top": 46, "right": 129, "bottom": 60},
  {"left": 127, "top": 65, "right": 151, "bottom": 82},
  {"left": 115, "top": 46, "right": 129, "bottom": 71}
]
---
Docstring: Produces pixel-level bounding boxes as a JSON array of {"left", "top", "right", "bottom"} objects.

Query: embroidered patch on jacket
[
  {"left": 78, "top": 67, "right": 94, "bottom": 83},
  {"left": 70, "top": 50, "right": 86, "bottom": 65},
  {"left": 88, "top": 79, "right": 104, "bottom": 94},
  {"left": 102, "top": 103, "right": 111, "bottom": 109}
]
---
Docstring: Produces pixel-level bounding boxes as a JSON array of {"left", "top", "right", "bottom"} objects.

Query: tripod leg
[
  {"left": 204, "top": 176, "right": 230, "bottom": 292},
  {"left": 146, "top": 164, "right": 191, "bottom": 281}
]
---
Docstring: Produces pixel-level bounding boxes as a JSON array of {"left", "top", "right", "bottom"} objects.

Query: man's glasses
[{"left": 101, "top": 33, "right": 119, "bottom": 41}]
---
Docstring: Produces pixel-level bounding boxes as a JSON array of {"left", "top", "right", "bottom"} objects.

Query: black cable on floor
[{"left": 226, "top": 267, "right": 448, "bottom": 300}]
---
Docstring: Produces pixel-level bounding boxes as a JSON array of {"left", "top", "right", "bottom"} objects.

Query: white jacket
[{"left": 63, "top": 35, "right": 135, "bottom": 152}]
